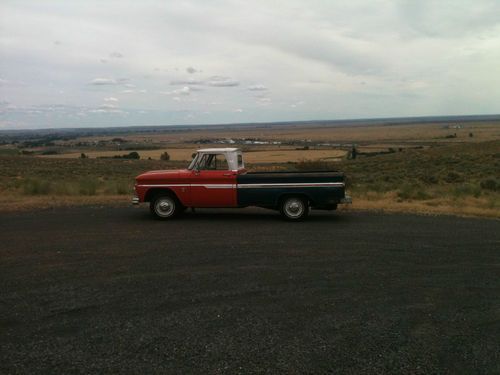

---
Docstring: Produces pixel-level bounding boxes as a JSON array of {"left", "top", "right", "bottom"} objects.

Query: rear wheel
[
  {"left": 279, "top": 196, "right": 309, "bottom": 221},
  {"left": 150, "top": 194, "right": 181, "bottom": 220}
]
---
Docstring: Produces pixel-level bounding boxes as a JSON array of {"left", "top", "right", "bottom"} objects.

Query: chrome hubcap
[
  {"left": 284, "top": 198, "right": 304, "bottom": 218},
  {"left": 155, "top": 198, "right": 175, "bottom": 217}
]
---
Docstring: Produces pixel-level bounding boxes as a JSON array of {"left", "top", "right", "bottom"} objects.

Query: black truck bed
[{"left": 236, "top": 170, "right": 346, "bottom": 208}]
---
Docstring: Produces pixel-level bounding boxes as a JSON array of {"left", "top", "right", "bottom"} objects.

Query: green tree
[
  {"left": 160, "top": 151, "right": 170, "bottom": 161},
  {"left": 127, "top": 151, "right": 140, "bottom": 159}
]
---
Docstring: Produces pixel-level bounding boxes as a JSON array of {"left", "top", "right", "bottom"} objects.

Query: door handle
[{"left": 223, "top": 173, "right": 231, "bottom": 176}]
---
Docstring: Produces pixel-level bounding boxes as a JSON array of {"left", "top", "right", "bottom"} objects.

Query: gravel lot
[{"left": 1, "top": 207, "right": 499, "bottom": 374}]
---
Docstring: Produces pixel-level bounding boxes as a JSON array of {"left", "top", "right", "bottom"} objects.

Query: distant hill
[{"left": 1, "top": 114, "right": 499, "bottom": 140}]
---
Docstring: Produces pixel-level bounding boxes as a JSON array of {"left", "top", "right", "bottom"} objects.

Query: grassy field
[
  {"left": 336, "top": 140, "right": 500, "bottom": 217},
  {"left": 0, "top": 157, "right": 181, "bottom": 211},
  {"left": 80, "top": 121, "right": 499, "bottom": 144},
  {"left": 1, "top": 138, "right": 498, "bottom": 217},
  {"left": 39, "top": 148, "right": 347, "bottom": 163}
]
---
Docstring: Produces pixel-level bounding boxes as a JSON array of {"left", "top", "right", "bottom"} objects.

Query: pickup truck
[{"left": 133, "top": 148, "right": 351, "bottom": 221}]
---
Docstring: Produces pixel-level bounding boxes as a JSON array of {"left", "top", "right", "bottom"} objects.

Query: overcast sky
[{"left": 1, "top": 0, "right": 499, "bottom": 129}]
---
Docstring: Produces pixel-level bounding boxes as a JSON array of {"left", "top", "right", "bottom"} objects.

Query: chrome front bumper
[
  {"left": 132, "top": 196, "right": 140, "bottom": 205},
  {"left": 340, "top": 195, "right": 352, "bottom": 204}
]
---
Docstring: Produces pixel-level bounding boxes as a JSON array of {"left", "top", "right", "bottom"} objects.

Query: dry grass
[
  {"left": 0, "top": 194, "right": 130, "bottom": 212},
  {"left": 110, "top": 122, "right": 499, "bottom": 144},
  {"left": 39, "top": 148, "right": 347, "bottom": 162},
  {"left": 341, "top": 192, "right": 500, "bottom": 219},
  {"left": 39, "top": 148, "right": 198, "bottom": 161}
]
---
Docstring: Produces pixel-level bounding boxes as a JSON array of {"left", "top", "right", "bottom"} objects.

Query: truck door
[{"left": 190, "top": 153, "right": 237, "bottom": 207}]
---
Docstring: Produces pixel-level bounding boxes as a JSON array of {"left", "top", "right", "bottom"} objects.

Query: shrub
[
  {"left": 419, "top": 174, "right": 439, "bottom": 184},
  {"left": 125, "top": 151, "right": 140, "bottom": 159},
  {"left": 115, "top": 182, "right": 130, "bottom": 195},
  {"left": 78, "top": 178, "right": 98, "bottom": 195},
  {"left": 444, "top": 171, "right": 463, "bottom": 183},
  {"left": 111, "top": 151, "right": 141, "bottom": 159},
  {"left": 160, "top": 151, "right": 170, "bottom": 161},
  {"left": 397, "top": 183, "right": 432, "bottom": 200},
  {"left": 104, "top": 180, "right": 130, "bottom": 195},
  {"left": 452, "top": 184, "right": 482, "bottom": 198},
  {"left": 22, "top": 178, "right": 52, "bottom": 195},
  {"left": 480, "top": 178, "right": 499, "bottom": 192}
]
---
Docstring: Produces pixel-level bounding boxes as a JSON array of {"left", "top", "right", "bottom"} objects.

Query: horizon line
[{"left": 2, "top": 113, "right": 499, "bottom": 133}]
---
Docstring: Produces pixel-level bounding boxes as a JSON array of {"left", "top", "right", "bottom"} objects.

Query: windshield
[{"left": 188, "top": 153, "right": 199, "bottom": 170}]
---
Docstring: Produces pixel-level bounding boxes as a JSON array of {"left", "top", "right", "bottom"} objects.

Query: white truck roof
[
  {"left": 192, "top": 148, "right": 244, "bottom": 170},
  {"left": 197, "top": 147, "right": 240, "bottom": 153}
]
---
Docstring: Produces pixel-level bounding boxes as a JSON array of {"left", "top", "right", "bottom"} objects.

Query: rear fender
[{"left": 277, "top": 193, "right": 312, "bottom": 208}]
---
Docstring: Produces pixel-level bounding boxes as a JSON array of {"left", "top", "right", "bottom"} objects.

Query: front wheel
[
  {"left": 150, "top": 194, "right": 181, "bottom": 220},
  {"left": 279, "top": 196, "right": 309, "bottom": 221}
]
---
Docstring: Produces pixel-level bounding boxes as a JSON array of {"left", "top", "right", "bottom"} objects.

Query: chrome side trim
[
  {"left": 136, "top": 184, "right": 234, "bottom": 189},
  {"left": 237, "top": 182, "right": 345, "bottom": 189},
  {"left": 193, "top": 184, "right": 234, "bottom": 189},
  {"left": 136, "top": 182, "right": 344, "bottom": 189},
  {"left": 137, "top": 184, "right": 190, "bottom": 187}
]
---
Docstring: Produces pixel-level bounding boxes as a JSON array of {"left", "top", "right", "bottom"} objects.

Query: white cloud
[
  {"left": 177, "top": 87, "right": 191, "bottom": 95},
  {"left": 248, "top": 84, "right": 267, "bottom": 91},
  {"left": 206, "top": 76, "right": 239, "bottom": 87},
  {"left": 186, "top": 66, "right": 197, "bottom": 74},
  {"left": 104, "top": 97, "right": 119, "bottom": 102},
  {"left": 170, "top": 78, "right": 203, "bottom": 85},
  {"left": 109, "top": 51, "right": 124, "bottom": 58},
  {"left": 99, "top": 103, "right": 117, "bottom": 109},
  {"left": 90, "top": 78, "right": 117, "bottom": 85}
]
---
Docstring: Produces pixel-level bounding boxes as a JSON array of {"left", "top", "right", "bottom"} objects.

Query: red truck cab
[{"left": 134, "top": 148, "right": 245, "bottom": 213}]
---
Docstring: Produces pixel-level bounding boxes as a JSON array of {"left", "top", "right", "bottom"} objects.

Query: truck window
[
  {"left": 198, "top": 154, "right": 229, "bottom": 170},
  {"left": 188, "top": 153, "right": 199, "bottom": 170}
]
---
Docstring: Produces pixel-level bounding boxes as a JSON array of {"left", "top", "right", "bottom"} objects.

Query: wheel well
[
  {"left": 277, "top": 193, "right": 312, "bottom": 208},
  {"left": 144, "top": 188, "right": 177, "bottom": 202}
]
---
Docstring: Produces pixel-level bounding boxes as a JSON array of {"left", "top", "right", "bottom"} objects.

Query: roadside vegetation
[
  {"left": 0, "top": 157, "right": 186, "bottom": 210},
  {"left": 293, "top": 140, "right": 500, "bottom": 217}
]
